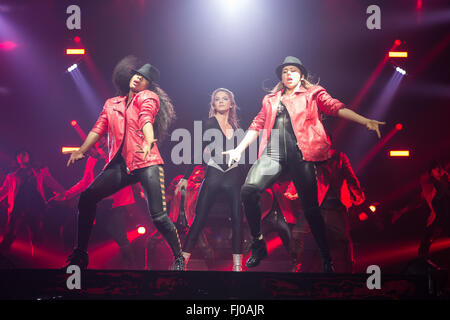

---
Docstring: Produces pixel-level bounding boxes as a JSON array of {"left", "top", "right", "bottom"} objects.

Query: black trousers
[
  {"left": 241, "top": 148, "right": 332, "bottom": 263},
  {"left": 76, "top": 156, "right": 182, "bottom": 258},
  {"left": 183, "top": 166, "right": 243, "bottom": 254}
]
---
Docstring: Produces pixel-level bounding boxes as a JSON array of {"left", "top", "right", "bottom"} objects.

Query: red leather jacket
[
  {"left": 91, "top": 90, "right": 163, "bottom": 172},
  {"left": 285, "top": 150, "right": 365, "bottom": 209},
  {"left": 248, "top": 85, "right": 344, "bottom": 162},
  {"left": 0, "top": 167, "right": 64, "bottom": 214}
]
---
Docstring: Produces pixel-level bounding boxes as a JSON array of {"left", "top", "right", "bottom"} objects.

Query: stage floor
[{"left": 0, "top": 268, "right": 446, "bottom": 300}]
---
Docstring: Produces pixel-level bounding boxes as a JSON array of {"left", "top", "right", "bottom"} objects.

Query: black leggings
[
  {"left": 261, "top": 205, "right": 292, "bottom": 252},
  {"left": 76, "top": 156, "right": 182, "bottom": 258},
  {"left": 241, "top": 107, "right": 331, "bottom": 262},
  {"left": 183, "top": 166, "right": 243, "bottom": 254}
]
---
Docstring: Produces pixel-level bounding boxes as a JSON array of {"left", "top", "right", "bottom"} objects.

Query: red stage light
[
  {"left": 394, "top": 40, "right": 401, "bottom": 46},
  {"left": 74, "top": 36, "right": 81, "bottom": 43},
  {"left": 137, "top": 226, "right": 147, "bottom": 235},
  {"left": 66, "top": 48, "right": 85, "bottom": 55},
  {"left": 417, "top": 0, "right": 422, "bottom": 10},
  {"left": 71, "top": 120, "right": 77, "bottom": 127},
  {"left": 359, "top": 212, "right": 369, "bottom": 221},
  {"left": 395, "top": 123, "right": 403, "bottom": 131},
  {"left": 369, "top": 205, "right": 377, "bottom": 213}
]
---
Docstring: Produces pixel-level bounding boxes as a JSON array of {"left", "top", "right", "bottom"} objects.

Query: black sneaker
[
  {"left": 64, "top": 248, "right": 89, "bottom": 270},
  {"left": 171, "top": 255, "right": 185, "bottom": 271},
  {"left": 245, "top": 238, "right": 267, "bottom": 268}
]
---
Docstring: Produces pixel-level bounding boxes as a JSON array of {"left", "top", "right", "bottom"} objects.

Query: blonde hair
[{"left": 208, "top": 88, "right": 240, "bottom": 129}]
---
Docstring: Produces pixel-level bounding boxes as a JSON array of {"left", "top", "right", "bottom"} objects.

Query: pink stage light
[{"left": 0, "top": 41, "right": 17, "bottom": 51}]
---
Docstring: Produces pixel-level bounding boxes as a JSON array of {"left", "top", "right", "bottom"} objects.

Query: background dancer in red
[{"left": 0, "top": 150, "right": 65, "bottom": 257}]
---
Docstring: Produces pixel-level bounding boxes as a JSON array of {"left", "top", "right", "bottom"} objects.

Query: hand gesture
[
  {"left": 175, "top": 178, "right": 188, "bottom": 195},
  {"left": 136, "top": 139, "right": 157, "bottom": 160},
  {"left": 67, "top": 150, "right": 85, "bottom": 167},
  {"left": 222, "top": 149, "right": 242, "bottom": 167},
  {"left": 49, "top": 192, "right": 66, "bottom": 202},
  {"left": 365, "top": 119, "right": 386, "bottom": 138}
]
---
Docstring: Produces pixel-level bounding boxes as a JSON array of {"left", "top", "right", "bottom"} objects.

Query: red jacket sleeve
[
  {"left": 137, "top": 90, "right": 160, "bottom": 130},
  {"left": 42, "top": 167, "right": 65, "bottom": 194},
  {"left": 0, "top": 175, "right": 10, "bottom": 203},
  {"left": 91, "top": 102, "right": 109, "bottom": 137},
  {"left": 341, "top": 152, "right": 365, "bottom": 206},
  {"left": 248, "top": 95, "right": 269, "bottom": 132},
  {"left": 63, "top": 157, "right": 98, "bottom": 199},
  {"left": 313, "top": 86, "right": 345, "bottom": 116}
]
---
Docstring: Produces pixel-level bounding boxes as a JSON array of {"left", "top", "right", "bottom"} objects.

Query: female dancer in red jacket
[
  {"left": 224, "top": 56, "right": 385, "bottom": 272},
  {"left": 65, "top": 56, "right": 183, "bottom": 270}
]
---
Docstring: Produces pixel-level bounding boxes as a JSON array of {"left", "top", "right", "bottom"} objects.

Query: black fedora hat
[
  {"left": 276, "top": 56, "right": 308, "bottom": 80},
  {"left": 132, "top": 63, "right": 160, "bottom": 83}
]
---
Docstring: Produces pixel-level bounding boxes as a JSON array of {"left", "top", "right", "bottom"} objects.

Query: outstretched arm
[
  {"left": 222, "top": 130, "right": 259, "bottom": 167},
  {"left": 42, "top": 167, "right": 65, "bottom": 194},
  {"left": 67, "top": 131, "right": 101, "bottom": 167},
  {"left": 337, "top": 108, "right": 385, "bottom": 138}
]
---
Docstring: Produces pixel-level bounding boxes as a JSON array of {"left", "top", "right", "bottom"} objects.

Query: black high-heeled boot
[
  {"left": 303, "top": 207, "right": 335, "bottom": 273},
  {"left": 65, "top": 248, "right": 89, "bottom": 269},
  {"left": 171, "top": 254, "right": 185, "bottom": 271},
  {"left": 245, "top": 237, "right": 267, "bottom": 268}
]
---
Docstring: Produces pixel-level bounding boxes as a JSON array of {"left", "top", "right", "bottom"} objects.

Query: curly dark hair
[{"left": 112, "top": 55, "right": 176, "bottom": 142}]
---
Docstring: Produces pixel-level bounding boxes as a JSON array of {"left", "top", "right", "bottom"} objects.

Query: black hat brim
[
  {"left": 131, "top": 69, "right": 151, "bottom": 82},
  {"left": 276, "top": 63, "right": 308, "bottom": 80}
]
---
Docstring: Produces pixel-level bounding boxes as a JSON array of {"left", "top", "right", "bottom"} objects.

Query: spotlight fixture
[
  {"left": 67, "top": 64, "right": 78, "bottom": 72},
  {"left": 395, "top": 67, "right": 406, "bottom": 75}
]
